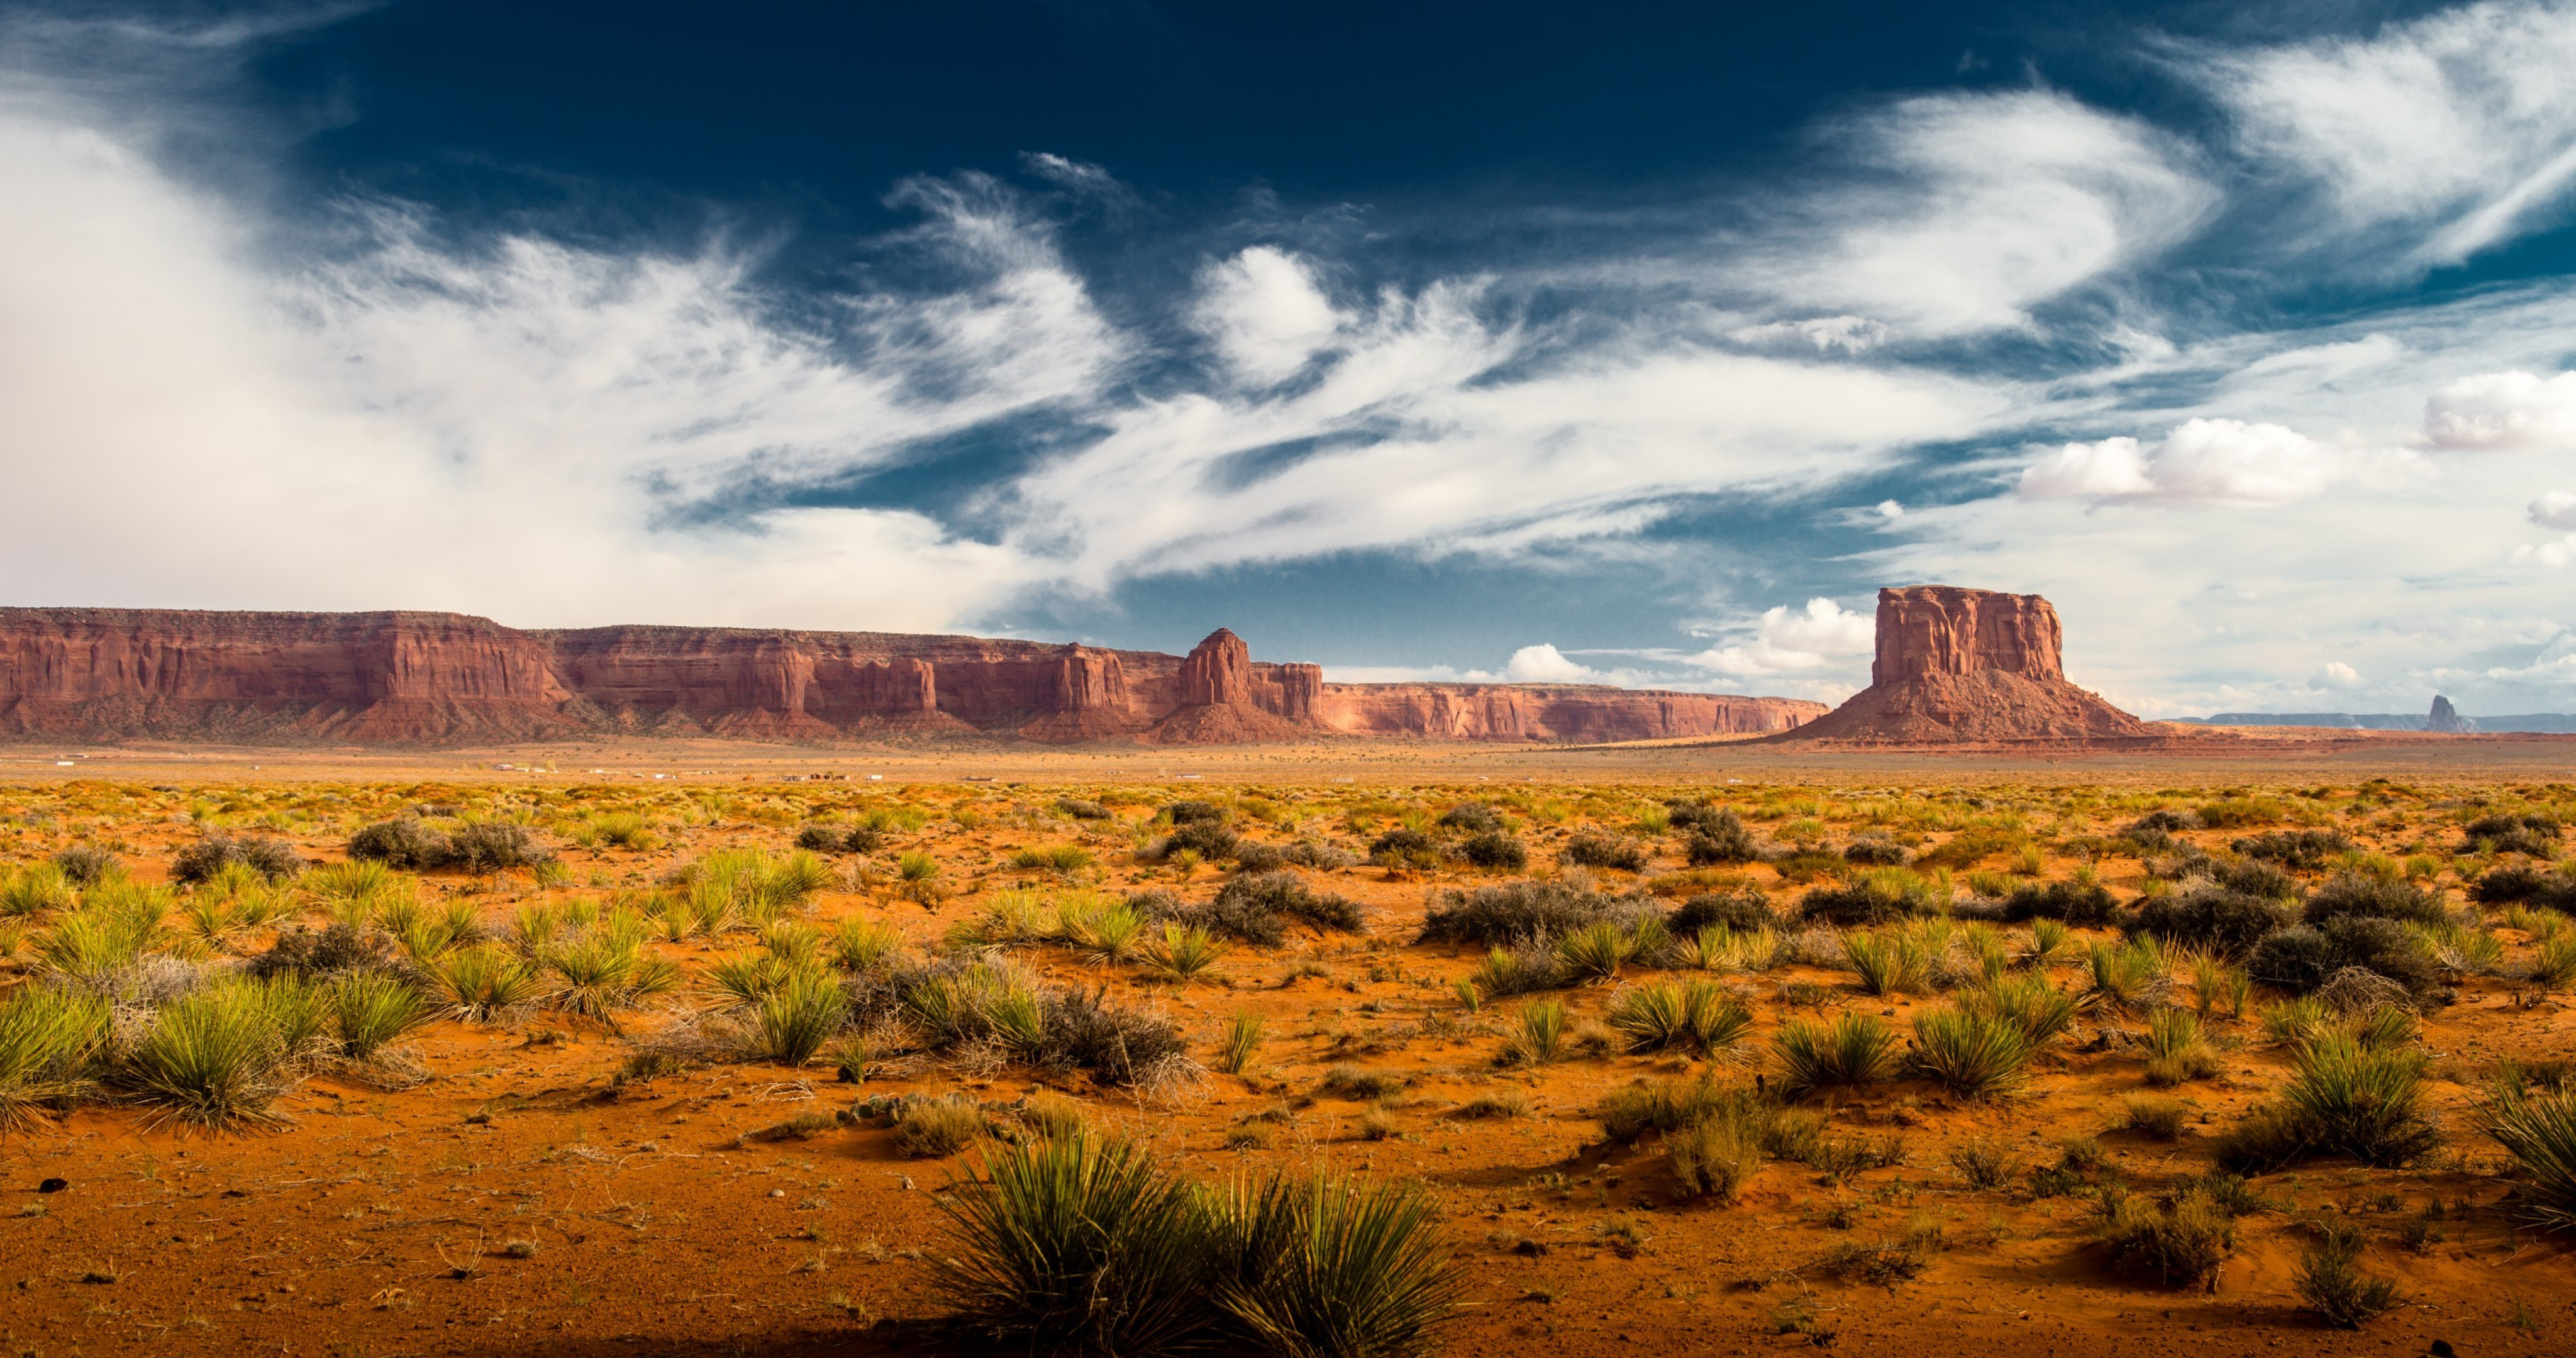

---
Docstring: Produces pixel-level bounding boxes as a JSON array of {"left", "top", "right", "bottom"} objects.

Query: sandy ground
[{"left": 2, "top": 739, "right": 2573, "bottom": 1357}]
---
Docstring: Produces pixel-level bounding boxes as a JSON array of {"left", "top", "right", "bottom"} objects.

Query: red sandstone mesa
[
  {"left": 0, "top": 608, "right": 1821, "bottom": 747},
  {"left": 1771, "top": 585, "right": 2160, "bottom": 746}
]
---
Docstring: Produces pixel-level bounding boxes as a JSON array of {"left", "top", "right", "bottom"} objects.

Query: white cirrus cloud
[
  {"left": 1753, "top": 89, "right": 2218, "bottom": 335},
  {"left": 2018, "top": 418, "right": 2351, "bottom": 505},
  {"left": 2421, "top": 370, "right": 2576, "bottom": 449},
  {"left": 2202, "top": 0, "right": 2576, "bottom": 265}
]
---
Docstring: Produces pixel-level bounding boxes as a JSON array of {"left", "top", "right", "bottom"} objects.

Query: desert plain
[{"left": 0, "top": 737, "right": 2568, "bottom": 1358}]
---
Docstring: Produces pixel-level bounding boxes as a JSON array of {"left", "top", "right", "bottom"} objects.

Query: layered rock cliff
[
  {"left": 1771, "top": 586, "right": 2159, "bottom": 746},
  {"left": 0, "top": 608, "right": 1817, "bottom": 747}
]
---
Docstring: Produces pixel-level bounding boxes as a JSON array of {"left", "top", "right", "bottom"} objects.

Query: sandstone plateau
[
  {"left": 1770, "top": 585, "right": 2165, "bottom": 747},
  {"left": 0, "top": 609, "right": 1824, "bottom": 748}
]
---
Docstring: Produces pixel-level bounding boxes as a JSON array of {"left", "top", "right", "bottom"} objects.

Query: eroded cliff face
[
  {"left": 1777, "top": 586, "right": 2159, "bottom": 746},
  {"left": 0, "top": 607, "right": 1819, "bottom": 747}
]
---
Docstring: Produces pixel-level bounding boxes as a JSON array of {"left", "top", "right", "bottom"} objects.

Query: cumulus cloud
[
  {"left": 2310, "top": 661, "right": 2365, "bottom": 690},
  {"left": 2204, "top": 0, "right": 2576, "bottom": 265},
  {"left": 1685, "top": 598, "right": 1875, "bottom": 677},
  {"left": 1502, "top": 644, "right": 1601, "bottom": 683},
  {"left": 1191, "top": 245, "right": 1348, "bottom": 385},
  {"left": 2421, "top": 370, "right": 2576, "bottom": 449},
  {"left": 2018, "top": 419, "right": 2351, "bottom": 505},
  {"left": 2533, "top": 490, "right": 2576, "bottom": 529}
]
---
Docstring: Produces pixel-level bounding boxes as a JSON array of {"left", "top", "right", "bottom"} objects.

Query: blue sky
[{"left": 6, "top": 1, "right": 2576, "bottom": 716}]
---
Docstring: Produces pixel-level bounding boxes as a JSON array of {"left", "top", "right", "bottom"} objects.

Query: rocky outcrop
[
  {"left": 0, "top": 607, "right": 1819, "bottom": 748},
  {"left": 2426, "top": 695, "right": 2475, "bottom": 734},
  {"left": 1318, "top": 685, "right": 1824, "bottom": 742},
  {"left": 1771, "top": 586, "right": 2160, "bottom": 746}
]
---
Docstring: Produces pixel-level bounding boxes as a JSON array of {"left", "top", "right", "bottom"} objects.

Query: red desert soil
[{"left": 2, "top": 742, "right": 2573, "bottom": 1357}]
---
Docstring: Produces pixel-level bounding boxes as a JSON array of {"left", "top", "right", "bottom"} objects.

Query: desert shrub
[
  {"left": 1906, "top": 1007, "right": 2033, "bottom": 1100},
  {"left": 1666, "top": 1100, "right": 1768, "bottom": 1202},
  {"left": 1166, "top": 800, "right": 1225, "bottom": 825},
  {"left": 794, "top": 824, "right": 848, "bottom": 853},
  {"left": 2463, "top": 812, "right": 2562, "bottom": 857},
  {"left": 2215, "top": 1033, "right": 2438, "bottom": 1173},
  {"left": 2123, "top": 1093, "right": 2189, "bottom": 1138},
  {"left": 1418, "top": 880, "right": 1652, "bottom": 948},
  {"left": 1278, "top": 840, "right": 1360, "bottom": 871},
  {"left": 2125, "top": 884, "right": 2290, "bottom": 958},
  {"left": 347, "top": 817, "right": 453, "bottom": 870},
  {"left": 1030, "top": 987, "right": 1187, "bottom": 1082},
  {"left": 1999, "top": 879, "right": 2119, "bottom": 925},
  {"left": 2129, "top": 809, "right": 2201, "bottom": 834},
  {"left": 1682, "top": 810, "right": 1762, "bottom": 866},
  {"left": 2479, "top": 1081, "right": 2576, "bottom": 1234},
  {"left": 50, "top": 845, "right": 122, "bottom": 888},
  {"left": 2194, "top": 795, "right": 2284, "bottom": 829},
  {"left": 1457, "top": 831, "right": 1528, "bottom": 870},
  {"left": 2296, "top": 1223, "right": 2401, "bottom": 1328},
  {"left": 1771, "top": 1013, "right": 1894, "bottom": 1099},
  {"left": 1841, "top": 836, "right": 1908, "bottom": 866},
  {"left": 1058, "top": 798, "right": 1112, "bottom": 820},
  {"left": 2143, "top": 1007, "right": 2220, "bottom": 1086},
  {"left": 171, "top": 833, "right": 304, "bottom": 886},
  {"left": 1438, "top": 803, "right": 1502, "bottom": 833},
  {"left": 1800, "top": 869, "right": 1941, "bottom": 927},
  {"left": 898, "top": 1095, "right": 992, "bottom": 1159},
  {"left": 1470, "top": 944, "right": 1562, "bottom": 997},
  {"left": 1560, "top": 832, "right": 1649, "bottom": 872},
  {"left": 1595, "top": 1070, "right": 1748, "bottom": 1141},
  {"left": 1367, "top": 827, "right": 1440, "bottom": 869},
  {"left": 1155, "top": 819, "right": 1241, "bottom": 862},
  {"left": 1154, "top": 871, "right": 1363, "bottom": 946},
  {"left": 122, "top": 976, "right": 322, "bottom": 1129},
  {"left": 0, "top": 987, "right": 108, "bottom": 1132},
  {"left": 2250, "top": 917, "right": 2438, "bottom": 995},
  {"left": 2302, "top": 873, "right": 2446, "bottom": 929},
  {"left": 1668, "top": 887, "right": 1776, "bottom": 935},
  {"left": 1604, "top": 979, "right": 1752, "bottom": 1056},
  {"left": 248, "top": 921, "right": 397, "bottom": 981},
  {"left": 2096, "top": 1186, "right": 2236, "bottom": 1286},
  {"left": 2212, "top": 858, "right": 2301, "bottom": 901},
  {"left": 458, "top": 824, "right": 548, "bottom": 875},
  {"left": 1948, "top": 1140, "right": 2017, "bottom": 1190},
  {"left": 2231, "top": 829, "right": 2352, "bottom": 871},
  {"left": 1233, "top": 843, "right": 1289, "bottom": 873},
  {"left": 2470, "top": 864, "right": 2576, "bottom": 906}
]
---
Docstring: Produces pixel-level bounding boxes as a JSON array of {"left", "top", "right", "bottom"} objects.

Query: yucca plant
[
  {"left": 178, "top": 895, "right": 240, "bottom": 950},
  {"left": 122, "top": 978, "right": 309, "bottom": 1129},
  {"left": 830, "top": 916, "right": 904, "bottom": 973},
  {"left": 1060, "top": 895, "right": 1145, "bottom": 964},
  {"left": 304, "top": 858, "right": 394, "bottom": 905},
  {"left": 2084, "top": 940, "right": 2163, "bottom": 1012},
  {"left": 1215, "top": 1012, "right": 1265, "bottom": 1076},
  {"left": 2220, "top": 1033, "right": 2439, "bottom": 1173},
  {"left": 1841, "top": 930, "right": 1928, "bottom": 996},
  {"left": 2096, "top": 1186, "right": 2236, "bottom": 1287},
  {"left": 0, "top": 986, "right": 108, "bottom": 1132},
  {"left": 1205, "top": 1171, "right": 1467, "bottom": 1357},
  {"left": 1907, "top": 1007, "right": 2033, "bottom": 1100},
  {"left": 928, "top": 1135, "right": 1209, "bottom": 1355},
  {"left": 0, "top": 863, "right": 75, "bottom": 919},
  {"left": 1554, "top": 921, "right": 1633, "bottom": 983},
  {"left": 704, "top": 951, "right": 791, "bottom": 1010},
  {"left": 760, "top": 920, "right": 823, "bottom": 969},
  {"left": 1142, "top": 923, "right": 1226, "bottom": 984},
  {"left": 1964, "top": 973, "right": 2085, "bottom": 1046},
  {"left": 2296, "top": 1222, "right": 2401, "bottom": 1328},
  {"left": 433, "top": 946, "right": 540, "bottom": 1022},
  {"left": 1604, "top": 979, "right": 1753, "bottom": 1056},
  {"left": 2529, "top": 936, "right": 2576, "bottom": 991},
  {"left": 2024, "top": 918, "right": 2071, "bottom": 968},
  {"left": 540, "top": 935, "right": 675, "bottom": 1030},
  {"left": 1770, "top": 1012, "right": 1895, "bottom": 1099},
  {"left": 2344, "top": 1005, "right": 2418, "bottom": 1051},
  {"left": 2262, "top": 995, "right": 2334, "bottom": 1046},
  {"left": 2143, "top": 1007, "right": 2219, "bottom": 1086},
  {"left": 1499, "top": 1000, "right": 1568, "bottom": 1066},
  {"left": 753, "top": 966, "right": 848, "bottom": 1066},
  {"left": 36, "top": 885, "right": 175, "bottom": 982},
  {"left": 2477, "top": 1081, "right": 2576, "bottom": 1233},
  {"left": 332, "top": 973, "right": 431, "bottom": 1061},
  {"left": 1665, "top": 1101, "right": 1768, "bottom": 1202}
]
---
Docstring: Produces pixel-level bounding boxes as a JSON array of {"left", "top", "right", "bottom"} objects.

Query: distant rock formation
[
  {"left": 0, "top": 607, "right": 1821, "bottom": 748},
  {"left": 1770, "top": 585, "right": 2158, "bottom": 746},
  {"left": 2425, "top": 694, "right": 2476, "bottom": 734}
]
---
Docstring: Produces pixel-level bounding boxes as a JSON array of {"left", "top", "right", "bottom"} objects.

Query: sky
[{"left": 5, "top": 1, "right": 2576, "bottom": 717}]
